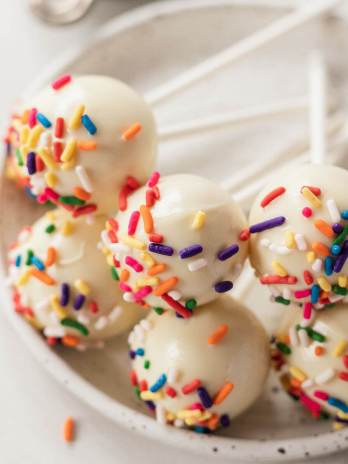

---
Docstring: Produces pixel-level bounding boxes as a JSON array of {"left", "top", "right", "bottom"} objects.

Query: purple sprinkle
[
  {"left": 333, "top": 241, "right": 348, "bottom": 273},
  {"left": 220, "top": 414, "right": 230, "bottom": 427},
  {"left": 249, "top": 216, "right": 286, "bottom": 233},
  {"left": 60, "top": 283, "right": 70, "bottom": 306},
  {"left": 333, "top": 223, "right": 343, "bottom": 234},
  {"left": 214, "top": 281, "right": 233, "bottom": 293},
  {"left": 218, "top": 244, "right": 239, "bottom": 261},
  {"left": 129, "top": 350, "right": 136, "bottom": 360},
  {"left": 179, "top": 244, "right": 203, "bottom": 259},
  {"left": 27, "top": 151, "right": 36, "bottom": 175},
  {"left": 73, "top": 294, "right": 85, "bottom": 310},
  {"left": 149, "top": 243, "right": 174, "bottom": 256},
  {"left": 197, "top": 387, "right": 213, "bottom": 408},
  {"left": 145, "top": 401, "right": 156, "bottom": 411}
]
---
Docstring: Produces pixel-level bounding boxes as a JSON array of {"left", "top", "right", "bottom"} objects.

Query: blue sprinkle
[
  {"left": 341, "top": 210, "right": 348, "bottom": 220},
  {"left": 31, "top": 256, "right": 45, "bottom": 271},
  {"left": 179, "top": 244, "right": 203, "bottom": 259},
  {"left": 73, "top": 294, "right": 85, "bottom": 310},
  {"left": 328, "top": 397, "right": 348, "bottom": 413},
  {"left": 194, "top": 426, "right": 208, "bottom": 434},
  {"left": 311, "top": 284, "right": 320, "bottom": 304},
  {"left": 81, "top": 114, "right": 97, "bottom": 135},
  {"left": 331, "top": 244, "right": 341, "bottom": 256},
  {"left": 324, "top": 256, "right": 333, "bottom": 276},
  {"left": 37, "top": 112, "right": 52, "bottom": 128},
  {"left": 26, "top": 151, "right": 36, "bottom": 175},
  {"left": 136, "top": 348, "right": 145, "bottom": 356},
  {"left": 150, "top": 374, "right": 167, "bottom": 392},
  {"left": 15, "top": 255, "right": 21, "bottom": 267}
]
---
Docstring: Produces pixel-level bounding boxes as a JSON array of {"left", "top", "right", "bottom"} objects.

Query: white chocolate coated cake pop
[
  {"left": 8, "top": 209, "right": 144, "bottom": 348},
  {"left": 102, "top": 173, "right": 248, "bottom": 316},
  {"left": 249, "top": 164, "right": 348, "bottom": 316},
  {"left": 273, "top": 304, "right": 348, "bottom": 429},
  {"left": 129, "top": 296, "right": 270, "bottom": 431},
  {"left": 5, "top": 74, "right": 157, "bottom": 215}
]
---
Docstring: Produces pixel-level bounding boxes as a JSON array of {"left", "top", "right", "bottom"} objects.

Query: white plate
[{"left": 2, "top": 1, "right": 348, "bottom": 461}]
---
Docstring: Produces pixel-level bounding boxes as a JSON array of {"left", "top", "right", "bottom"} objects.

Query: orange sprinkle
[
  {"left": 63, "top": 417, "right": 75, "bottom": 443},
  {"left": 315, "top": 346, "right": 325, "bottom": 356},
  {"left": 148, "top": 263, "right": 167, "bottom": 276},
  {"left": 208, "top": 324, "right": 229, "bottom": 345},
  {"left": 213, "top": 382, "right": 234, "bottom": 405},
  {"left": 122, "top": 122, "right": 142, "bottom": 141},
  {"left": 154, "top": 277, "right": 178, "bottom": 296},
  {"left": 73, "top": 186, "right": 91, "bottom": 201},
  {"left": 77, "top": 140, "right": 97, "bottom": 151},
  {"left": 120, "top": 269, "right": 130, "bottom": 282},
  {"left": 314, "top": 219, "right": 334, "bottom": 238},
  {"left": 312, "top": 242, "right": 330, "bottom": 257},
  {"left": 62, "top": 335, "right": 80, "bottom": 347},
  {"left": 45, "top": 247, "right": 57, "bottom": 267},
  {"left": 207, "top": 414, "right": 219, "bottom": 431},
  {"left": 30, "top": 268, "right": 56, "bottom": 285},
  {"left": 140, "top": 205, "right": 154, "bottom": 234},
  {"left": 290, "top": 378, "right": 302, "bottom": 388}
]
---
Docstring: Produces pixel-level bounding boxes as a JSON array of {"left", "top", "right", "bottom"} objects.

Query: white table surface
[{"left": 1, "top": 1, "right": 347, "bottom": 463}]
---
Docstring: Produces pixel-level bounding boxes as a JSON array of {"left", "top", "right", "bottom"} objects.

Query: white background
[{"left": 0, "top": 1, "right": 347, "bottom": 463}]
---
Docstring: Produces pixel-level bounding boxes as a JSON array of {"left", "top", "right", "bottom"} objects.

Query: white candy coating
[
  {"left": 249, "top": 164, "right": 348, "bottom": 309},
  {"left": 8, "top": 209, "right": 143, "bottom": 344},
  {"left": 104, "top": 174, "right": 248, "bottom": 312},
  {"left": 130, "top": 297, "right": 270, "bottom": 429},
  {"left": 8, "top": 75, "right": 157, "bottom": 214}
]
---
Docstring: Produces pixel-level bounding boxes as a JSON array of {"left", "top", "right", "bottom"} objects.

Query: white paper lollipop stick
[
  {"left": 145, "top": 0, "right": 340, "bottom": 106},
  {"left": 158, "top": 96, "right": 308, "bottom": 141},
  {"left": 309, "top": 51, "right": 328, "bottom": 164}
]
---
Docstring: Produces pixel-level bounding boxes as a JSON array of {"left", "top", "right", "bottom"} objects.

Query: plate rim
[{"left": 2, "top": 0, "right": 348, "bottom": 461}]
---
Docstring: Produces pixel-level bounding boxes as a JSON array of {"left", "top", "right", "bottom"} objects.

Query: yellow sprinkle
[
  {"left": 136, "top": 277, "right": 160, "bottom": 288},
  {"left": 317, "top": 276, "right": 331, "bottom": 292},
  {"left": 106, "top": 254, "right": 114, "bottom": 266},
  {"left": 17, "top": 270, "right": 31, "bottom": 286},
  {"left": 25, "top": 314, "right": 43, "bottom": 330},
  {"left": 45, "top": 211, "right": 56, "bottom": 222},
  {"left": 332, "top": 339, "right": 347, "bottom": 357},
  {"left": 45, "top": 172, "right": 58, "bottom": 188},
  {"left": 120, "top": 235, "right": 146, "bottom": 250},
  {"left": 140, "top": 391, "right": 163, "bottom": 401},
  {"left": 61, "top": 139, "right": 77, "bottom": 163},
  {"left": 140, "top": 251, "right": 156, "bottom": 267},
  {"left": 176, "top": 409, "right": 202, "bottom": 420},
  {"left": 20, "top": 126, "right": 30, "bottom": 144},
  {"left": 333, "top": 422, "right": 345, "bottom": 431},
  {"left": 338, "top": 275, "right": 347, "bottom": 288},
  {"left": 69, "top": 104, "right": 85, "bottom": 130},
  {"left": 271, "top": 261, "right": 288, "bottom": 277},
  {"left": 50, "top": 294, "right": 68, "bottom": 320},
  {"left": 199, "top": 411, "right": 212, "bottom": 421},
  {"left": 306, "top": 251, "right": 316, "bottom": 264},
  {"left": 61, "top": 221, "right": 74, "bottom": 236},
  {"left": 28, "top": 125, "right": 44, "bottom": 148},
  {"left": 191, "top": 210, "right": 206, "bottom": 230},
  {"left": 284, "top": 231, "right": 296, "bottom": 249},
  {"left": 301, "top": 187, "right": 322, "bottom": 209},
  {"left": 185, "top": 418, "right": 199, "bottom": 426},
  {"left": 74, "top": 279, "right": 90, "bottom": 296},
  {"left": 337, "top": 411, "right": 348, "bottom": 420},
  {"left": 38, "top": 147, "right": 57, "bottom": 171},
  {"left": 166, "top": 412, "right": 176, "bottom": 422},
  {"left": 289, "top": 366, "right": 307, "bottom": 382},
  {"left": 105, "top": 222, "right": 112, "bottom": 232},
  {"left": 21, "top": 109, "right": 29, "bottom": 124}
]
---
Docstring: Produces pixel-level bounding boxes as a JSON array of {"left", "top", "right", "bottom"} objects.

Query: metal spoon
[{"left": 29, "top": 0, "right": 95, "bottom": 25}]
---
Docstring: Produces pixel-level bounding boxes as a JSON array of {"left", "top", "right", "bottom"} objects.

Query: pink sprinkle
[
  {"left": 314, "top": 390, "right": 329, "bottom": 401},
  {"left": 125, "top": 256, "right": 143, "bottom": 273},
  {"left": 51, "top": 74, "right": 72, "bottom": 90},
  {"left": 303, "top": 302, "right": 312, "bottom": 320},
  {"left": 300, "top": 392, "right": 321, "bottom": 413},
  {"left": 119, "top": 282, "right": 132, "bottom": 293},
  {"left": 148, "top": 171, "right": 160, "bottom": 188},
  {"left": 188, "top": 403, "right": 204, "bottom": 411},
  {"left": 294, "top": 289, "right": 311, "bottom": 299},
  {"left": 28, "top": 108, "right": 37, "bottom": 128},
  {"left": 37, "top": 192, "right": 48, "bottom": 204},
  {"left": 128, "top": 211, "right": 140, "bottom": 236},
  {"left": 302, "top": 207, "right": 313, "bottom": 218},
  {"left": 44, "top": 187, "right": 60, "bottom": 202},
  {"left": 134, "top": 286, "right": 152, "bottom": 300}
]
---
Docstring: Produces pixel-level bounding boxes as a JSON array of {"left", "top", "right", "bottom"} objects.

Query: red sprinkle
[
  {"left": 302, "top": 207, "right": 313, "bottom": 218},
  {"left": 260, "top": 187, "right": 286, "bottom": 208},
  {"left": 314, "top": 390, "right": 329, "bottom": 401},
  {"left": 46, "top": 337, "right": 58, "bottom": 346},
  {"left": 44, "top": 187, "right": 60, "bottom": 202},
  {"left": 28, "top": 108, "right": 37, "bottom": 128},
  {"left": 52, "top": 74, "right": 72, "bottom": 90},
  {"left": 260, "top": 275, "right": 298, "bottom": 285},
  {"left": 108, "top": 218, "right": 119, "bottom": 231},
  {"left": 89, "top": 301, "right": 99, "bottom": 314},
  {"left": 130, "top": 370, "right": 138, "bottom": 386},
  {"left": 107, "top": 230, "right": 118, "bottom": 244},
  {"left": 55, "top": 117, "right": 65, "bottom": 138},
  {"left": 239, "top": 229, "right": 250, "bottom": 241},
  {"left": 139, "top": 380, "right": 148, "bottom": 392},
  {"left": 128, "top": 211, "right": 140, "bottom": 236},
  {"left": 126, "top": 176, "right": 140, "bottom": 190},
  {"left": 338, "top": 372, "right": 348, "bottom": 382},
  {"left": 343, "top": 355, "right": 348, "bottom": 369},
  {"left": 149, "top": 233, "right": 163, "bottom": 243},
  {"left": 152, "top": 186, "right": 160, "bottom": 200},
  {"left": 118, "top": 185, "right": 133, "bottom": 212},
  {"left": 148, "top": 171, "right": 160, "bottom": 188},
  {"left": 36, "top": 155, "right": 45, "bottom": 172},
  {"left": 72, "top": 204, "right": 97, "bottom": 218},
  {"left": 53, "top": 141, "right": 63, "bottom": 162},
  {"left": 165, "top": 387, "right": 177, "bottom": 398},
  {"left": 146, "top": 189, "right": 156, "bottom": 207},
  {"left": 303, "top": 270, "right": 314, "bottom": 285},
  {"left": 182, "top": 379, "right": 201, "bottom": 395},
  {"left": 161, "top": 294, "right": 192, "bottom": 319},
  {"left": 301, "top": 186, "right": 321, "bottom": 197}
]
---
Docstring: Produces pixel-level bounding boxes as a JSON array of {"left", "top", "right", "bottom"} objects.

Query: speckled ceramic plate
[{"left": 2, "top": 1, "right": 348, "bottom": 461}]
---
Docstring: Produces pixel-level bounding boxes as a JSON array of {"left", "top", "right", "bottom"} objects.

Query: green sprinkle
[
  {"left": 275, "top": 296, "right": 290, "bottom": 306},
  {"left": 61, "top": 318, "right": 89, "bottom": 336},
  {"left": 185, "top": 298, "right": 197, "bottom": 310},
  {"left": 153, "top": 307, "right": 164, "bottom": 315},
  {"left": 16, "top": 148, "right": 24, "bottom": 166},
  {"left": 333, "top": 225, "right": 348, "bottom": 247},
  {"left": 59, "top": 196, "right": 86, "bottom": 206},
  {"left": 144, "top": 360, "right": 150, "bottom": 369},
  {"left": 332, "top": 285, "right": 347, "bottom": 296},
  {"left": 25, "top": 249, "right": 34, "bottom": 265},
  {"left": 296, "top": 324, "right": 326, "bottom": 342},
  {"left": 111, "top": 267, "right": 119, "bottom": 281},
  {"left": 134, "top": 386, "right": 141, "bottom": 398},
  {"left": 320, "top": 411, "right": 330, "bottom": 420},
  {"left": 276, "top": 342, "right": 291, "bottom": 355},
  {"left": 45, "top": 224, "right": 56, "bottom": 234}
]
